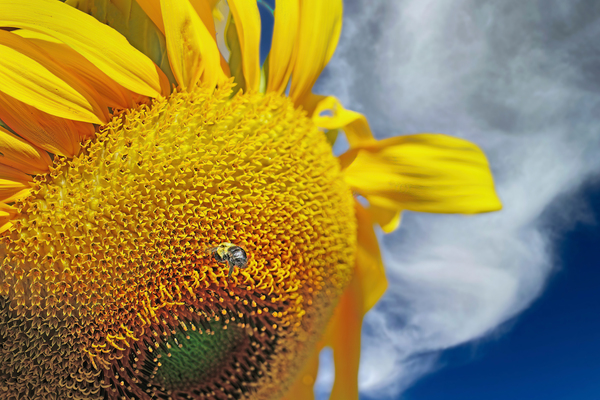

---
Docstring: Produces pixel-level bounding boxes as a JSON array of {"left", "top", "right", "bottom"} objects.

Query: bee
[{"left": 206, "top": 243, "right": 248, "bottom": 277}]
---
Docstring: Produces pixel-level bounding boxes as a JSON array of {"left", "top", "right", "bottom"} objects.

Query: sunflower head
[
  {"left": 0, "top": 82, "right": 357, "bottom": 398},
  {"left": 0, "top": 1, "right": 501, "bottom": 399}
]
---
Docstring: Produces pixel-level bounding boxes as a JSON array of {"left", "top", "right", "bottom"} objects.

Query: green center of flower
[{"left": 151, "top": 322, "right": 245, "bottom": 392}]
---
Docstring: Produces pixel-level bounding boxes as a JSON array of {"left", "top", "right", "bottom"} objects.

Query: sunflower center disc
[{"left": 0, "top": 84, "right": 356, "bottom": 399}]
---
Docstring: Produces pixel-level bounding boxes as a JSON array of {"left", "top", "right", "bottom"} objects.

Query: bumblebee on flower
[
  {"left": 206, "top": 242, "right": 248, "bottom": 277},
  {"left": 0, "top": 1, "right": 501, "bottom": 399}
]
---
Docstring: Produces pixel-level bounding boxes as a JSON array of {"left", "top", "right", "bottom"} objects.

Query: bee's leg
[{"left": 228, "top": 263, "right": 234, "bottom": 277}]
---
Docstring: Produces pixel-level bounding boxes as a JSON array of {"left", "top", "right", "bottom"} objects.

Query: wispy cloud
[{"left": 315, "top": 0, "right": 600, "bottom": 398}]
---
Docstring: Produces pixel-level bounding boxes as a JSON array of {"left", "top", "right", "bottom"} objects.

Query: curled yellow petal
[
  {"left": 0, "top": 126, "right": 52, "bottom": 175},
  {"left": 369, "top": 204, "right": 403, "bottom": 233},
  {"left": 0, "top": 30, "right": 105, "bottom": 124},
  {"left": 0, "top": 92, "right": 84, "bottom": 157},
  {"left": 160, "top": 0, "right": 223, "bottom": 89},
  {"left": 1, "top": 0, "right": 162, "bottom": 97},
  {"left": 266, "top": 0, "right": 299, "bottom": 95},
  {"left": 343, "top": 134, "right": 503, "bottom": 214},
  {"left": 289, "top": 0, "right": 343, "bottom": 105},
  {"left": 311, "top": 95, "right": 376, "bottom": 148},
  {"left": 228, "top": 0, "right": 261, "bottom": 92}
]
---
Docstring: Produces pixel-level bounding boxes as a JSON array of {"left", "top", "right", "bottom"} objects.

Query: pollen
[{"left": 0, "top": 82, "right": 356, "bottom": 399}]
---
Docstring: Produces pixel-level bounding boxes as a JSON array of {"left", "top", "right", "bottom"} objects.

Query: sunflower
[{"left": 0, "top": 1, "right": 501, "bottom": 399}]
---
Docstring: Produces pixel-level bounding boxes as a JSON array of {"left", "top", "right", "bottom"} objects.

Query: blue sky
[
  {"left": 306, "top": 0, "right": 600, "bottom": 398},
  {"left": 399, "top": 183, "right": 600, "bottom": 400}
]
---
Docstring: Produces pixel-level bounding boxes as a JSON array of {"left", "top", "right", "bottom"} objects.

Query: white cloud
[{"left": 315, "top": 0, "right": 600, "bottom": 398}]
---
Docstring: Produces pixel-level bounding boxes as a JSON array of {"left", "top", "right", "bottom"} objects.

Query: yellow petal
[
  {"left": 226, "top": 16, "right": 245, "bottom": 94},
  {"left": 343, "top": 134, "right": 503, "bottom": 214},
  {"left": 266, "top": 0, "right": 299, "bottom": 95},
  {"left": 0, "top": 92, "right": 84, "bottom": 157},
  {"left": 1, "top": 0, "right": 162, "bottom": 97},
  {"left": 369, "top": 204, "right": 403, "bottom": 233},
  {"left": 0, "top": 164, "right": 33, "bottom": 203},
  {"left": 319, "top": 202, "right": 388, "bottom": 400},
  {"left": 280, "top": 215, "right": 384, "bottom": 400},
  {"left": 0, "top": 126, "right": 52, "bottom": 175},
  {"left": 190, "top": 0, "right": 218, "bottom": 37},
  {"left": 189, "top": 0, "right": 231, "bottom": 80},
  {"left": 289, "top": 0, "right": 343, "bottom": 105},
  {"left": 281, "top": 344, "right": 321, "bottom": 400},
  {"left": 0, "top": 203, "right": 17, "bottom": 234},
  {"left": 354, "top": 201, "right": 388, "bottom": 312},
  {"left": 227, "top": 0, "right": 261, "bottom": 92},
  {"left": 133, "top": 0, "right": 228, "bottom": 85},
  {"left": 311, "top": 95, "right": 376, "bottom": 148},
  {"left": 19, "top": 33, "right": 134, "bottom": 109},
  {"left": 13, "top": 29, "right": 62, "bottom": 44},
  {"left": 160, "top": 0, "right": 223, "bottom": 89},
  {"left": 323, "top": 275, "right": 363, "bottom": 400},
  {"left": 0, "top": 30, "right": 106, "bottom": 124},
  {"left": 132, "top": 0, "right": 166, "bottom": 33},
  {"left": 68, "top": 0, "right": 176, "bottom": 92}
]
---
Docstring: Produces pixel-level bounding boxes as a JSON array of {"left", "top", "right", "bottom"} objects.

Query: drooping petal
[
  {"left": 0, "top": 164, "right": 33, "bottom": 203},
  {"left": 289, "top": 0, "right": 343, "bottom": 105},
  {"left": 281, "top": 345, "right": 321, "bottom": 400},
  {"left": 160, "top": 0, "right": 224, "bottom": 89},
  {"left": 323, "top": 276, "right": 362, "bottom": 400},
  {"left": 0, "top": 92, "right": 84, "bottom": 157},
  {"left": 310, "top": 95, "right": 377, "bottom": 148},
  {"left": 1, "top": 0, "right": 162, "bottom": 97},
  {"left": 266, "top": 0, "right": 299, "bottom": 95},
  {"left": 227, "top": 0, "right": 261, "bottom": 92},
  {"left": 0, "top": 126, "right": 52, "bottom": 175},
  {"left": 0, "top": 30, "right": 106, "bottom": 124},
  {"left": 354, "top": 201, "right": 388, "bottom": 312},
  {"left": 319, "top": 202, "right": 387, "bottom": 400},
  {"left": 343, "top": 134, "right": 503, "bottom": 214}
]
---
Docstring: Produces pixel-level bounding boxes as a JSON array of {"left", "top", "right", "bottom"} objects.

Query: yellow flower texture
[{"left": 0, "top": 1, "right": 502, "bottom": 400}]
